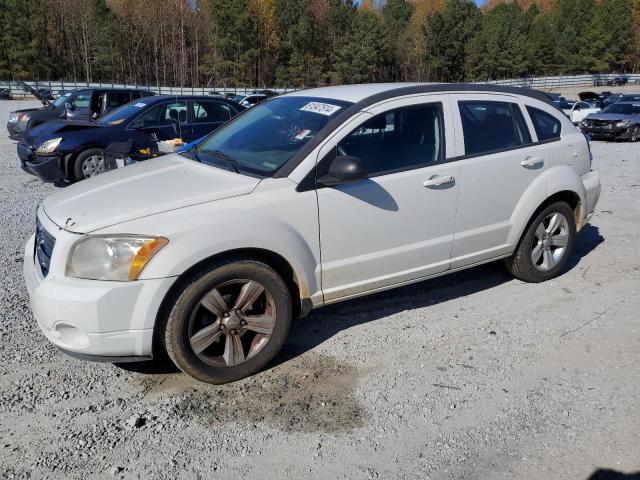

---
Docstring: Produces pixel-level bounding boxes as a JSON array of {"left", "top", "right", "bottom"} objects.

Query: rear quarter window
[{"left": 526, "top": 106, "right": 562, "bottom": 141}]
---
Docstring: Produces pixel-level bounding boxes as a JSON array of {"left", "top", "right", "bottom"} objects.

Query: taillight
[{"left": 583, "top": 133, "right": 593, "bottom": 170}]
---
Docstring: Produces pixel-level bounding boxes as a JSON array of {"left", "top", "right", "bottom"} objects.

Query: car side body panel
[{"left": 96, "top": 178, "right": 324, "bottom": 308}]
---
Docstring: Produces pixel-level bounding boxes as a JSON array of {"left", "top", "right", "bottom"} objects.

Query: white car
[
  {"left": 24, "top": 84, "right": 601, "bottom": 384},
  {"left": 569, "top": 101, "right": 601, "bottom": 124}
]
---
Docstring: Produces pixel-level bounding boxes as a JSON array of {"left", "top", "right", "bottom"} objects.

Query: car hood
[
  {"left": 584, "top": 113, "right": 633, "bottom": 122},
  {"left": 578, "top": 92, "right": 601, "bottom": 101},
  {"left": 24, "top": 120, "right": 102, "bottom": 146},
  {"left": 42, "top": 154, "right": 261, "bottom": 233},
  {"left": 20, "top": 81, "right": 50, "bottom": 106}
]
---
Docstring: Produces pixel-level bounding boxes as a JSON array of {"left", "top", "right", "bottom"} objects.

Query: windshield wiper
[{"left": 198, "top": 149, "right": 240, "bottom": 173}]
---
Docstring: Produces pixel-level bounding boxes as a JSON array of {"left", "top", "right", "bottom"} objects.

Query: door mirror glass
[{"left": 317, "top": 155, "right": 367, "bottom": 186}]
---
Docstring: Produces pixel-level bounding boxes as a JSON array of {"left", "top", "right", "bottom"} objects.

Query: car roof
[
  {"left": 143, "top": 95, "right": 237, "bottom": 103},
  {"left": 283, "top": 83, "right": 554, "bottom": 106}
]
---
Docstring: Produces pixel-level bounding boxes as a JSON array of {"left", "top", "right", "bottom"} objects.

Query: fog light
[{"left": 55, "top": 323, "right": 90, "bottom": 348}]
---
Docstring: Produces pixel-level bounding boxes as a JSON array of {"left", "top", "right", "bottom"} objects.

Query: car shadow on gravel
[
  {"left": 587, "top": 469, "right": 640, "bottom": 480},
  {"left": 123, "top": 224, "right": 604, "bottom": 377},
  {"left": 274, "top": 223, "right": 604, "bottom": 367}
]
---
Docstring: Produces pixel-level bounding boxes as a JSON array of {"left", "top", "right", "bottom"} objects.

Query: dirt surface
[{"left": 0, "top": 100, "right": 638, "bottom": 480}]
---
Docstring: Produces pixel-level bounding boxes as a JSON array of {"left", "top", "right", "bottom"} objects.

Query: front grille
[
  {"left": 590, "top": 120, "right": 613, "bottom": 127},
  {"left": 35, "top": 218, "right": 55, "bottom": 277}
]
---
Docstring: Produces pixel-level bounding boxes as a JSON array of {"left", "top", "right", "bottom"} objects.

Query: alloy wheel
[
  {"left": 81, "top": 154, "right": 106, "bottom": 178},
  {"left": 188, "top": 279, "right": 276, "bottom": 367},
  {"left": 531, "top": 212, "right": 570, "bottom": 271}
]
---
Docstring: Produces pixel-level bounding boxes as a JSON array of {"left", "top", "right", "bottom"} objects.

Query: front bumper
[
  {"left": 17, "top": 142, "right": 66, "bottom": 182},
  {"left": 23, "top": 233, "right": 176, "bottom": 359},
  {"left": 583, "top": 125, "right": 632, "bottom": 140},
  {"left": 7, "top": 122, "right": 23, "bottom": 140},
  {"left": 580, "top": 170, "right": 601, "bottom": 225}
]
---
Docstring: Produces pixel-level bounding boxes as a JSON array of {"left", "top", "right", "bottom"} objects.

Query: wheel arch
[
  {"left": 151, "top": 247, "right": 311, "bottom": 360},
  {"left": 510, "top": 189, "right": 583, "bottom": 254}
]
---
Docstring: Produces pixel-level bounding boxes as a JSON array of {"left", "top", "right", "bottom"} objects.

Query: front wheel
[
  {"left": 164, "top": 259, "right": 292, "bottom": 384},
  {"left": 505, "top": 201, "right": 576, "bottom": 283},
  {"left": 630, "top": 125, "right": 640, "bottom": 142},
  {"left": 73, "top": 148, "right": 106, "bottom": 181}
]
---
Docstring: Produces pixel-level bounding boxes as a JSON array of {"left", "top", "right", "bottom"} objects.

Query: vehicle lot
[{"left": 0, "top": 100, "right": 639, "bottom": 479}]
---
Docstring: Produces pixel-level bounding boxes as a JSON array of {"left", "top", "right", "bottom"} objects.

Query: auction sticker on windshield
[
  {"left": 300, "top": 102, "right": 342, "bottom": 116},
  {"left": 134, "top": 103, "right": 146, "bottom": 108}
]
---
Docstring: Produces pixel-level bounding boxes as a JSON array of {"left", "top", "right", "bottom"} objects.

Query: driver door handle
[
  {"left": 520, "top": 156, "right": 544, "bottom": 169},
  {"left": 423, "top": 175, "right": 455, "bottom": 188}
]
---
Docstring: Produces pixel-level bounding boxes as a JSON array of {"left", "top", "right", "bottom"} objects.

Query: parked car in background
[
  {"left": 0, "top": 88, "right": 10, "bottom": 100},
  {"left": 617, "top": 93, "right": 640, "bottom": 102},
  {"left": 22, "top": 83, "right": 600, "bottom": 384},
  {"left": 233, "top": 93, "right": 268, "bottom": 108},
  {"left": 545, "top": 92, "right": 565, "bottom": 102},
  {"left": 580, "top": 101, "right": 640, "bottom": 141},
  {"left": 37, "top": 88, "right": 53, "bottom": 101},
  {"left": 18, "top": 95, "right": 242, "bottom": 183},
  {"left": 607, "top": 76, "right": 629, "bottom": 86},
  {"left": 568, "top": 101, "right": 601, "bottom": 124},
  {"left": 578, "top": 91, "right": 604, "bottom": 108},
  {"left": 6, "top": 86, "right": 153, "bottom": 140},
  {"left": 554, "top": 99, "right": 576, "bottom": 116},
  {"left": 602, "top": 92, "right": 623, "bottom": 107}
]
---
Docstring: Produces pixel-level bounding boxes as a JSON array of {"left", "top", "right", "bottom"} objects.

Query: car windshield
[
  {"left": 97, "top": 100, "right": 150, "bottom": 126},
  {"left": 194, "top": 96, "right": 352, "bottom": 176},
  {"left": 602, "top": 103, "right": 640, "bottom": 115},
  {"left": 232, "top": 95, "right": 246, "bottom": 103}
]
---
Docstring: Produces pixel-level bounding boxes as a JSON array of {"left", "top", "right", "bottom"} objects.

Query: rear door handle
[
  {"left": 520, "top": 156, "right": 544, "bottom": 169},
  {"left": 423, "top": 175, "right": 455, "bottom": 188}
]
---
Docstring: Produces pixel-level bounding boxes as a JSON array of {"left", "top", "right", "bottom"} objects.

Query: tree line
[{"left": 0, "top": 0, "right": 639, "bottom": 88}]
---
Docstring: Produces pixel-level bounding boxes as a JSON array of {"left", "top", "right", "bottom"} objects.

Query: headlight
[
  {"left": 66, "top": 235, "right": 168, "bottom": 281},
  {"left": 8, "top": 112, "right": 17, "bottom": 123},
  {"left": 615, "top": 120, "right": 631, "bottom": 128},
  {"left": 35, "top": 137, "right": 63, "bottom": 155}
]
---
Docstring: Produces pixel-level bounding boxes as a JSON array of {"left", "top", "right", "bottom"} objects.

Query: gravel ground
[{"left": 0, "top": 100, "right": 639, "bottom": 480}]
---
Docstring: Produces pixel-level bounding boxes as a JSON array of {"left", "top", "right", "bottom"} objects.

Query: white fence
[
  {"left": 483, "top": 73, "right": 640, "bottom": 89},
  {"left": 0, "top": 81, "right": 295, "bottom": 99},
  {"left": 2, "top": 73, "right": 640, "bottom": 99}
]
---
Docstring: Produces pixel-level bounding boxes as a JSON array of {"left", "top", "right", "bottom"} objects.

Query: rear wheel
[
  {"left": 505, "top": 201, "right": 576, "bottom": 283},
  {"left": 164, "top": 259, "right": 292, "bottom": 384},
  {"left": 630, "top": 125, "right": 640, "bottom": 142},
  {"left": 73, "top": 148, "right": 106, "bottom": 181}
]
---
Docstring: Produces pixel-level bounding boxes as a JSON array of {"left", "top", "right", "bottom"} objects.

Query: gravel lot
[{"left": 1, "top": 99, "right": 638, "bottom": 480}]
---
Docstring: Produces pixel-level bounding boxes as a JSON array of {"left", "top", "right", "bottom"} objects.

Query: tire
[
  {"left": 630, "top": 125, "right": 640, "bottom": 142},
  {"left": 505, "top": 201, "right": 576, "bottom": 283},
  {"left": 164, "top": 258, "right": 292, "bottom": 384},
  {"left": 73, "top": 148, "right": 106, "bottom": 181}
]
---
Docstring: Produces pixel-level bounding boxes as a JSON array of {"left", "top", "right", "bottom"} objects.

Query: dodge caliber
[{"left": 24, "top": 84, "right": 601, "bottom": 384}]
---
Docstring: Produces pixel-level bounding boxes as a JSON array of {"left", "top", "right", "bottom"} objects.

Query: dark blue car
[{"left": 18, "top": 95, "right": 242, "bottom": 183}]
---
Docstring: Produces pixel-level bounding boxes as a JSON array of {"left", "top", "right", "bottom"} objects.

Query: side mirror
[
  {"left": 317, "top": 155, "right": 367, "bottom": 187},
  {"left": 90, "top": 111, "right": 99, "bottom": 121},
  {"left": 65, "top": 101, "right": 75, "bottom": 111}
]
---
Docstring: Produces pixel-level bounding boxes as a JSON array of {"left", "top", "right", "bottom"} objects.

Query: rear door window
[
  {"left": 106, "top": 92, "right": 133, "bottom": 109},
  {"left": 526, "top": 107, "right": 562, "bottom": 141},
  {"left": 459, "top": 101, "right": 531, "bottom": 156},
  {"left": 192, "top": 101, "right": 232, "bottom": 123}
]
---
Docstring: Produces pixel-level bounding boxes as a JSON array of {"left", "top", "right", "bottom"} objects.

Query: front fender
[{"left": 99, "top": 195, "right": 322, "bottom": 302}]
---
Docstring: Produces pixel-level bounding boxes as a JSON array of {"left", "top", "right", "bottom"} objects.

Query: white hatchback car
[{"left": 24, "top": 84, "right": 601, "bottom": 384}]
